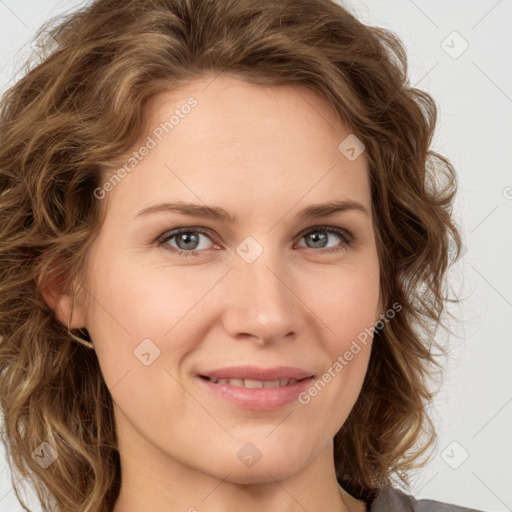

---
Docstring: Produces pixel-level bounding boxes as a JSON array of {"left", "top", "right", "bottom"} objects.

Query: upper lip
[{"left": 199, "top": 365, "right": 314, "bottom": 381}]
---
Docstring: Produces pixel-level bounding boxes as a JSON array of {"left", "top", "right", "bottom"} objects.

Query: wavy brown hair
[{"left": 0, "top": 0, "right": 463, "bottom": 510}]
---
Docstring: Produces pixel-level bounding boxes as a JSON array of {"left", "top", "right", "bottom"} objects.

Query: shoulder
[{"left": 369, "top": 487, "right": 486, "bottom": 512}]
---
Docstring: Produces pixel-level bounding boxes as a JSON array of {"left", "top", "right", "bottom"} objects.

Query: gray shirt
[{"left": 367, "top": 486, "right": 485, "bottom": 512}]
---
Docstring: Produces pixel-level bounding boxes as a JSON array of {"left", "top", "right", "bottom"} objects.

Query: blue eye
[
  {"left": 158, "top": 228, "right": 215, "bottom": 257},
  {"left": 296, "top": 227, "right": 354, "bottom": 251},
  {"left": 157, "top": 226, "right": 354, "bottom": 258}
]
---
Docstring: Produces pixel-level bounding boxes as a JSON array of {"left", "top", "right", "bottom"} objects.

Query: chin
[
  {"left": 202, "top": 442, "right": 314, "bottom": 484},
  {"left": 214, "top": 462, "right": 305, "bottom": 485}
]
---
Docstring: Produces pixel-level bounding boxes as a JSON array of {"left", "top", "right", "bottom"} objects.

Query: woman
[{"left": 0, "top": 0, "right": 483, "bottom": 511}]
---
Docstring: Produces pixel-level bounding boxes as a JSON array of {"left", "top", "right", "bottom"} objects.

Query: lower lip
[{"left": 197, "top": 376, "right": 314, "bottom": 410}]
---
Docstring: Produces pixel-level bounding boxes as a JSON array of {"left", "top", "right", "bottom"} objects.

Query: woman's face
[{"left": 66, "top": 74, "right": 382, "bottom": 485}]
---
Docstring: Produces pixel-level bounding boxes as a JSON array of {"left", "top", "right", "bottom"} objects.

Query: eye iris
[
  {"left": 176, "top": 232, "right": 200, "bottom": 250},
  {"left": 306, "top": 231, "right": 328, "bottom": 249}
]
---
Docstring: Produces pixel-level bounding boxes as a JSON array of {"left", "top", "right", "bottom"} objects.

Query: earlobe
[{"left": 41, "top": 269, "right": 87, "bottom": 329}]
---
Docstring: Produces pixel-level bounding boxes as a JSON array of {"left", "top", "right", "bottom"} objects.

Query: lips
[
  {"left": 198, "top": 365, "right": 314, "bottom": 382},
  {"left": 197, "top": 366, "right": 316, "bottom": 410}
]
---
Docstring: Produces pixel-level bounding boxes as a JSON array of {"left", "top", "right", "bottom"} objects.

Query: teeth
[
  {"left": 207, "top": 377, "right": 300, "bottom": 388},
  {"left": 244, "top": 379, "right": 263, "bottom": 388}
]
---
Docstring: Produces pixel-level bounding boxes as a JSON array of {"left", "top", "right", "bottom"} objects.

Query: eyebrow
[{"left": 134, "top": 199, "right": 369, "bottom": 223}]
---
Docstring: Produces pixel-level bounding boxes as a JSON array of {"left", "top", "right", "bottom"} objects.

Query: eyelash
[{"left": 156, "top": 225, "right": 355, "bottom": 258}]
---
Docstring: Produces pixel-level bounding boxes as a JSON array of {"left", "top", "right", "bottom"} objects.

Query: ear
[{"left": 41, "top": 266, "right": 87, "bottom": 329}]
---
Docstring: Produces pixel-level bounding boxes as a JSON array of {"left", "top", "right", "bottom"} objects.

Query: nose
[{"left": 221, "top": 250, "right": 305, "bottom": 344}]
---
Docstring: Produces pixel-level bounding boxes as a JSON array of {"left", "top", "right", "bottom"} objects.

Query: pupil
[
  {"left": 178, "top": 233, "right": 199, "bottom": 250},
  {"left": 308, "top": 231, "right": 327, "bottom": 248}
]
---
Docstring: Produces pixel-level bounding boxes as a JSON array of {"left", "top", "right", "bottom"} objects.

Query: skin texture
[{"left": 46, "top": 74, "right": 383, "bottom": 512}]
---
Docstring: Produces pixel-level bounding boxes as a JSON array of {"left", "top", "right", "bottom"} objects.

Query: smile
[
  {"left": 201, "top": 376, "right": 304, "bottom": 388},
  {"left": 197, "top": 375, "right": 315, "bottom": 410}
]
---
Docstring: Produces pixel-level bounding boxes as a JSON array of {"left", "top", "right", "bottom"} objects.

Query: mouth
[
  {"left": 196, "top": 367, "right": 315, "bottom": 410},
  {"left": 198, "top": 375, "right": 311, "bottom": 388}
]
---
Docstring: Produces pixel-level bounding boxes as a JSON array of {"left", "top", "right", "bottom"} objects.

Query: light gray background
[{"left": 0, "top": 1, "right": 510, "bottom": 511}]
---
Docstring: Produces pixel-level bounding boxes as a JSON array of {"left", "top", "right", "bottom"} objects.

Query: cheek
[
  {"left": 84, "top": 253, "right": 216, "bottom": 390},
  {"left": 87, "top": 250, "right": 200, "bottom": 339},
  {"left": 85, "top": 262, "right": 198, "bottom": 429},
  {"left": 304, "top": 258, "right": 379, "bottom": 401},
  {"left": 312, "top": 260, "right": 380, "bottom": 342},
  {"left": 299, "top": 271, "right": 377, "bottom": 433}
]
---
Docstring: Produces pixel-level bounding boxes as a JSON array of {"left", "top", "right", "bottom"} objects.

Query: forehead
[
  {"left": 144, "top": 74, "right": 348, "bottom": 148},
  {"left": 102, "top": 74, "right": 371, "bottom": 221}
]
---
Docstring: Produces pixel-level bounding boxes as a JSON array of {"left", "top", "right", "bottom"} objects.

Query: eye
[
  {"left": 157, "top": 228, "right": 217, "bottom": 257},
  {"left": 157, "top": 225, "right": 355, "bottom": 258},
  {"left": 296, "top": 226, "right": 354, "bottom": 253}
]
